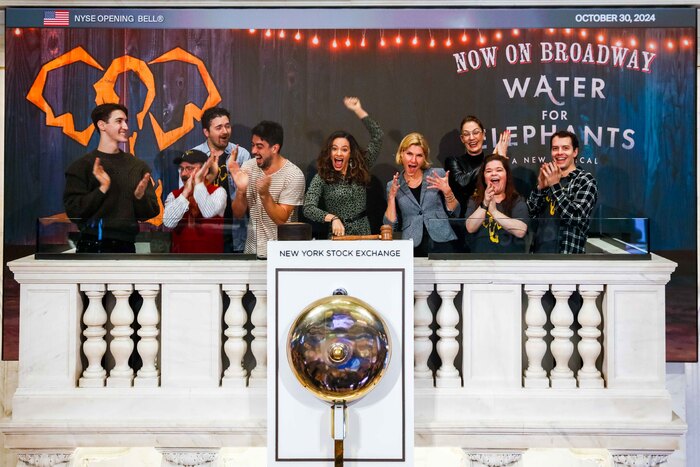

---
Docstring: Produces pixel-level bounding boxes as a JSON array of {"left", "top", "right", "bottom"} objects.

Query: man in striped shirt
[
  {"left": 527, "top": 130, "right": 598, "bottom": 254},
  {"left": 229, "top": 121, "right": 305, "bottom": 258}
]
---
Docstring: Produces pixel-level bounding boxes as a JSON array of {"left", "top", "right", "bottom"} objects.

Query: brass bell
[{"left": 287, "top": 292, "right": 391, "bottom": 466}]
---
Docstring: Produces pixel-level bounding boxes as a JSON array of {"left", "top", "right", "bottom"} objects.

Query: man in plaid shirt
[{"left": 527, "top": 130, "right": 598, "bottom": 254}]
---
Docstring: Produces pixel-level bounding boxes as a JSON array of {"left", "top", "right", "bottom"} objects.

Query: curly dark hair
[
  {"left": 472, "top": 154, "right": 520, "bottom": 216},
  {"left": 316, "top": 131, "right": 370, "bottom": 185}
]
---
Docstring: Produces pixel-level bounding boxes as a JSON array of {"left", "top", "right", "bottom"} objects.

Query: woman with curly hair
[
  {"left": 304, "top": 97, "right": 383, "bottom": 237},
  {"left": 465, "top": 154, "right": 528, "bottom": 253}
]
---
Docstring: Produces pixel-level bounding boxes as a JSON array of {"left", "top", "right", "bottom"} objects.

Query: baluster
[
  {"left": 414, "top": 285, "right": 434, "bottom": 387},
  {"left": 249, "top": 287, "right": 267, "bottom": 383},
  {"left": 222, "top": 284, "right": 248, "bottom": 387},
  {"left": 134, "top": 284, "right": 160, "bottom": 387},
  {"left": 577, "top": 284, "right": 604, "bottom": 388},
  {"left": 79, "top": 284, "right": 107, "bottom": 388},
  {"left": 523, "top": 284, "right": 549, "bottom": 388},
  {"left": 549, "top": 285, "right": 576, "bottom": 388},
  {"left": 435, "top": 284, "right": 461, "bottom": 388},
  {"left": 106, "top": 284, "right": 135, "bottom": 387}
]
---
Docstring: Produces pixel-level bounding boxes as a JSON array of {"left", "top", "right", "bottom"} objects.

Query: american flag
[{"left": 43, "top": 10, "right": 70, "bottom": 27}]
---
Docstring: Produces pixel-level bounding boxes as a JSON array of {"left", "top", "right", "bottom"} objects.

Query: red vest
[{"left": 169, "top": 184, "right": 224, "bottom": 253}]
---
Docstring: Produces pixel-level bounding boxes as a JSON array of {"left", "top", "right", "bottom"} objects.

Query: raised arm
[{"left": 344, "top": 96, "right": 384, "bottom": 167}]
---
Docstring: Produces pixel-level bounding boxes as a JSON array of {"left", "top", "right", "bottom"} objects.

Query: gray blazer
[{"left": 384, "top": 168, "right": 459, "bottom": 247}]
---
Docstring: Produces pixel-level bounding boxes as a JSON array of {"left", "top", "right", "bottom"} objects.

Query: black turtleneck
[{"left": 444, "top": 151, "right": 484, "bottom": 216}]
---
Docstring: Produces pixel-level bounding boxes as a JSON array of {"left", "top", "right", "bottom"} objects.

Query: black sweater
[
  {"left": 64, "top": 149, "right": 160, "bottom": 242},
  {"left": 444, "top": 151, "right": 484, "bottom": 217}
]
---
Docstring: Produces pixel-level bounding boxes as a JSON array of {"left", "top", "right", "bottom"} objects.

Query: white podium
[{"left": 267, "top": 240, "right": 414, "bottom": 466}]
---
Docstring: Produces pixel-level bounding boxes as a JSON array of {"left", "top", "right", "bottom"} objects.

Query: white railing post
[
  {"left": 106, "top": 284, "right": 135, "bottom": 388},
  {"left": 577, "top": 284, "right": 604, "bottom": 388},
  {"left": 523, "top": 284, "right": 549, "bottom": 388},
  {"left": 549, "top": 284, "right": 576, "bottom": 388},
  {"left": 134, "top": 284, "right": 160, "bottom": 388},
  {"left": 79, "top": 284, "right": 107, "bottom": 388},
  {"left": 435, "top": 284, "right": 461, "bottom": 388},
  {"left": 222, "top": 284, "right": 248, "bottom": 387},
  {"left": 249, "top": 287, "right": 267, "bottom": 382},
  {"left": 414, "top": 284, "right": 435, "bottom": 387}
]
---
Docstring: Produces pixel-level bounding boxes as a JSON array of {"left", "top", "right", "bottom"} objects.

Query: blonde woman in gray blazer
[{"left": 384, "top": 132, "right": 460, "bottom": 256}]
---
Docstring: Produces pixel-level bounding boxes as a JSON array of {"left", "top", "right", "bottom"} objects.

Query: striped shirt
[
  {"left": 242, "top": 158, "right": 305, "bottom": 257},
  {"left": 527, "top": 167, "right": 598, "bottom": 254}
]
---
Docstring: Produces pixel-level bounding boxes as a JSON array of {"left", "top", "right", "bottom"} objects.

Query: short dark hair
[
  {"left": 91, "top": 103, "right": 128, "bottom": 131},
  {"left": 460, "top": 115, "right": 485, "bottom": 132},
  {"left": 252, "top": 121, "right": 284, "bottom": 150},
  {"left": 201, "top": 107, "right": 230, "bottom": 131},
  {"left": 550, "top": 130, "right": 579, "bottom": 151}
]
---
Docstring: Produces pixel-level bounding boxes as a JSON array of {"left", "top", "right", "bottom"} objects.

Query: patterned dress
[{"left": 303, "top": 117, "right": 383, "bottom": 236}]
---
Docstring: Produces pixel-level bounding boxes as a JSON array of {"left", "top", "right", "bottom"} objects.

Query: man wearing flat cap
[{"left": 163, "top": 149, "right": 227, "bottom": 253}]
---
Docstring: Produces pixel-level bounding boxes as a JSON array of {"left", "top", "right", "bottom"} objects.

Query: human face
[
  {"left": 550, "top": 135, "right": 578, "bottom": 175},
  {"left": 251, "top": 135, "right": 278, "bottom": 171},
  {"left": 484, "top": 160, "right": 507, "bottom": 195},
  {"left": 460, "top": 121, "right": 485, "bottom": 156},
  {"left": 203, "top": 115, "right": 231, "bottom": 151},
  {"left": 401, "top": 144, "right": 426, "bottom": 178},
  {"left": 99, "top": 110, "right": 129, "bottom": 145},
  {"left": 330, "top": 137, "right": 351, "bottom": 173},
  {"left": 179, "top": 162, "right": 202, "bottom": 183}
]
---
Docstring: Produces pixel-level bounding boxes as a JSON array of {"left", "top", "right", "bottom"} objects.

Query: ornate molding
[
  {"left": 612, "top": 453, "right": 670, "bottom": 466},
  {"left": 161, "top": 451, "right": 217, "bottom": 466},
  {"left": 17, "top": 453, "right": 71, "bottom": 467},
  {"left": 467, "top": 452, "right": 521, "bottom": 467}
]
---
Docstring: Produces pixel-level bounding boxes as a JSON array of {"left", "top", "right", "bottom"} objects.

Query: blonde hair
[{"left": 395, "top": 132, "right": 431, "bottom": 169}]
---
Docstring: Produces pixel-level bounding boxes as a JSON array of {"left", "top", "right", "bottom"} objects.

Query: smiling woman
[{"left": 303, "top": 97, "right": 383, "bottom": 238}]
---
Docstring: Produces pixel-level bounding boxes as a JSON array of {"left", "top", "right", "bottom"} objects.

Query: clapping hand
[
  {"left": 493, "top": 130, "right": 511, "bottom": 158},
  {"left": 388, "top": 172, "right": 400, "bottom": 199},
  {"left": 228, "top": 156, "right": 249, "bottom": 192},
  {"left": 195, "top": 154, "right": 217, "bottom": 185},
  {"left": 256, "top": 174, "right": 272, "bottom": 196},
  {"left": 134, "top": 173, "right": 151, "bottom": 200},
  {"left": 93, "top": 158, "right": 111, "bottom": 193}
]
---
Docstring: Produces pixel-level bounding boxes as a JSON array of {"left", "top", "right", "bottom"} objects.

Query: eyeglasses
[
  {"left": 179, "top": 165, "right": 199, "bottom": 173},
  {"left": 461, "top": 129, "right": 483, "bottom": 138}
]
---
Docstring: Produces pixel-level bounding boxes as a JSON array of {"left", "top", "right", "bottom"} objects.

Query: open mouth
[{"left": 333, "top": 157, "right": 345, "bottom": 170}]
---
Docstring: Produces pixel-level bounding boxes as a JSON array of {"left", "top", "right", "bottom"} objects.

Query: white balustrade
[
  {"left": 549, "top": 284, "right": 576, "bottom": 389},
  {"left": 134, "top": 284, "right": 160, "bottom": 387},
  {"left": 577, "top": 284, "right": 605, "bottom": 388},
  {"left": 5, "top": 253, "right": 682, "bottom": 461},
  {"left": 435, "top": 284, "right": 461, "bottom": 388},
  {"left": 106, "top": 284, "right": 135, "bottom": 388},
  {"left": 222, "top": 284, "right": 248, "bottom": 387},
  {"left": 249, "top": 287, "right": 267, "bottom": 383},
  {"left": 414, "top": 285, "right": 434, "bottom": 387},
  {"left": 523, "top": 284, "right": 549, "bottom": 388},
  {"left": 78, "top": 284, "right": 107, "bottom": 388}
]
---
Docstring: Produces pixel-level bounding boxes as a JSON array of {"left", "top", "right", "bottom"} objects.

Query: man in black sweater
[{"left": 64, "top": 103, "right": 160, "bottom": 253}]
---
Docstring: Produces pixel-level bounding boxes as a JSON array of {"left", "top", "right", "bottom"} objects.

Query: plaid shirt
[{"left": 527, "top": 167, "right": 598, "bottom": 254}]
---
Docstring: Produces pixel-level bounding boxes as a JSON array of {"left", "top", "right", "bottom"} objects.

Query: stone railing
[{"left": 2, "top": 252, "right": 685, "bottom": 467}]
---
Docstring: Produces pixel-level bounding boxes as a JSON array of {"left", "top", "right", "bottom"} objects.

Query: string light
[
  {"left": 380, "top": 30, "right": 386, "bottom": 47},
  {"left": 13, "top": 28, "right": 21, "bottom": 36},
  {"left": 630, "top": 38, "right": 637, "bottom": 47},
  {"left": 345, "top": 30, "right": 351, "bottom": 47},
  {"left": 648, "top": 42, "right": 656, "bottom": 50},
  {"left": 478, "top": 34, "right": 486, "bottom": 44},
  {"left": 512, "top": 29, "right": 520, "bottom": 37},
  {"left": 395, "top": 31, "right": 402, "bottom": 45},
  {"left": 248, "top": 29, "right": 256, "bottom": 34},
  {"left": 360, "top": 30, "right": 367, "bottom": 48},
  {"left": 580, "top": 29, "right": 588, "bottom": 38},
  {"left": 294, "top": 30, "right": 302, "bottom": 41},
  {"left": 666, "top": 40, "right": 674, "bottom": 50},
  {"left": 461, "top": 30, "right": 468, "bottom": 43},
  {"left": 495, "top": 31, "right": 502, "bottom": 40},
  {"left": 597, "top": 33, "right": 605, "bottom": 43},
  {"left": 429, "top": 29, "right": 435, "bottom": 48},
  {"left": 312, "top": 33, "right": 320, "bottom": 46},
  {"left": 682, "top": 38, "right": 691, "bottom": 47},
  {"left": 332, "top": 30, "right": 338, "bottom": 49},
  {"left": 564, "top": 28, "right": 572, "bottom": 35},
  {"left": 614, "top": 39, "right": 622, "bottom": 47},
  {"left": 279, "top": 29, "right": 286, "bottom": 39},
  {"left": 548, "top": 28, "right": 555, "bottom": 34},
  {"left": 445, "top": 30, "right": 452, "bottom": 47},
  {"left": 412, "top": 30, "right": 419, "bottom": 46},
  {"left": 264, "top": 29, "right": 272, "bottom": 38}
]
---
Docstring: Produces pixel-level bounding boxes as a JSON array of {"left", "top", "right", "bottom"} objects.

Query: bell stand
[{"left": 331, "top": 401, "right": 348, "bottom": 467}]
